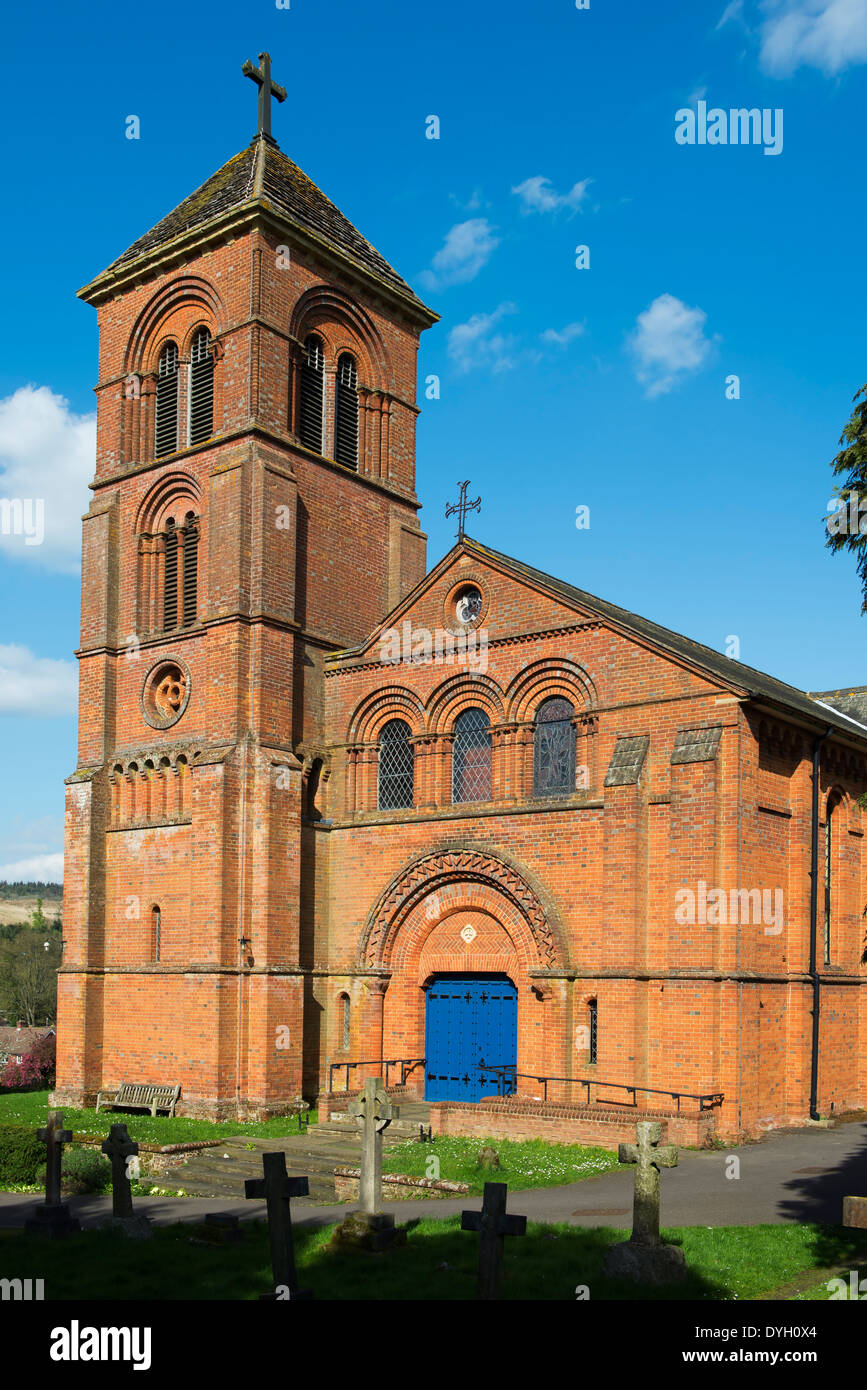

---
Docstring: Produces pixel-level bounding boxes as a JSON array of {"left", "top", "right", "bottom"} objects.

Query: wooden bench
[{"left": 96, "top": 1083, "right": 181, "bottom": 1117}]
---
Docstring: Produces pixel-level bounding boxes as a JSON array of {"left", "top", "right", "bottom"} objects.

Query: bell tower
[{"left": 56, "top": 54, "right": 438, "bottom": 1117}]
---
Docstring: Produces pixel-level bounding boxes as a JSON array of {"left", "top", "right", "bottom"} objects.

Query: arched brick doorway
[{"left": 357, "top": 849, "right": 565, "bottom": 1097}]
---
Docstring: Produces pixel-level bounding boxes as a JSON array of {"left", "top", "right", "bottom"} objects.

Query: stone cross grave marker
[
  {"left": 349, "top": 1075, "right": 397, "bottom": 1216},
  {"left": 461, "top": 1181, "right": 526, "bottom": 1300},
  {"left": 332, "top": 1075, "right": 401, "bottom": 1250},
  {"left": 101, "top": 1124, "right": 138, "bottom": 1218},
  {"left": 100, "top": 1123, "right": 152, "bottom": 1238},
  {"left": 25, "top": 1110, "right": 80, "bottom": 1237},
  {"left": 620, "top": 1119, "right": 677, "bottom": 1245},
  {"left": 602, "top": 1120, "right": 686, "bottom": 1284},
  {"left": 245, "top": 1151, "right": 312, "bottom": 1300}
]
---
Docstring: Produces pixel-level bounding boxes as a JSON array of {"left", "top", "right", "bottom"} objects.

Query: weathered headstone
[
  {"left": 461, "top": 1182, "right": 526, "bottom": 1300},
  {"left": 843, "top": 1195, "right": 867, "bottom": 1229},
  {"left": 101, "top": 1124, "right": 152, "bottom": 1239},
  {"left": 333, "top": 1075, "right": 401, "bottom": 1250},
  {"left": 25, "top": 1110, "right": 80, "bottom": 1238},
  {"left": 245, "top": 1151, "right": 312, "bottom": 1299},
  {"left": 602, "top": 1121, "right": 686, "bottom": 1284},
  {"left": 476, "top": 1144, "right": 501, "bottom": 1171}
]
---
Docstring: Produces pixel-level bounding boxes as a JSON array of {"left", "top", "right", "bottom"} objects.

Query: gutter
[{"left": 809, "top": 725, "right": 834, "bottom": 1120}]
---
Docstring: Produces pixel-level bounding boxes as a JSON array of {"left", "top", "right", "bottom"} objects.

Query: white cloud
[
  {"left": 627, "top": 293, "right": 716, "bottom": 398},
  {"left": 418, "top": 219, "right": 499, "bottom": 291},
  {"left": 717, "top": 0, "right": 745, "bottom": 27},
  {"left": 447, "top": 303, "right": 519, "bottom": 373},
  {"left": 0, "top": 385, "right": 95, "bottom": 573},
  {"left": 759, "top": 0, "right": 867, "bottom": 75},
  {"left": 511, "top": 176, "right": 592, "bottom": 215},
  {"left": 0, "top": 852, "right": 64, "bottom": 884},
  {"left": 540, "top": 322, "right": 586, "bottom": 348},
  {"left": 0, "top": 644, "right": 78, "bottom": 716}
]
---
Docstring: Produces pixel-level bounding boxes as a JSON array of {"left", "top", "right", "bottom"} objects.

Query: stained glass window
[{"left": 533, "top": 697, "right": 576, "bottom": 796}]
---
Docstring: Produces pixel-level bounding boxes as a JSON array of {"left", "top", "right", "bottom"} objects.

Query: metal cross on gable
[
  {"left": 242, "top": 51, "right": 287, "bottom": 142},
  {"left": 445, "top": 480, "right": 481, "bottom": 541}
]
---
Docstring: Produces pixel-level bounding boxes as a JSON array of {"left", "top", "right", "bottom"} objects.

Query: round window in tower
[{"left": 141, "top": 658, "right": 192, "bottom": 729}]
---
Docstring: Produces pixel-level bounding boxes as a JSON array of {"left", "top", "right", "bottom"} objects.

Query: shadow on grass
[{"left": 0, "top": 1218, "right": 754, "bottom": 1302}]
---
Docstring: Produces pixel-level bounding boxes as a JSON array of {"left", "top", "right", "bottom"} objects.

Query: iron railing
[
  {"left": 328, "top": 1057, "right": 425, "bottom": 1093},
  {"left": 478, "top": 1062, "right": 724, "bottom": 1113}
]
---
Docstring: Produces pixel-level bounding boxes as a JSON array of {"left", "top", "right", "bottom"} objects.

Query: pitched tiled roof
[
  {"left": 0, "top": 1025, "right": 55, "bottom": 1058},
  {"left": 81, "top": 137, "right": 436, "bottom": 320},
  {"left": 462, "top": 538, "right": 867, "bottom": 742}
]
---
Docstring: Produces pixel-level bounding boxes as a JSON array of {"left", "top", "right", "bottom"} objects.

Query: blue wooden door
[{"left": 424, "top": 975, "right": 517, "bottom": 1102}]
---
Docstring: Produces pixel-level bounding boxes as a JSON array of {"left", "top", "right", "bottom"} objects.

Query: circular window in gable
[{"left": 141, "top": 658, "right": 191, "bottom": 729}]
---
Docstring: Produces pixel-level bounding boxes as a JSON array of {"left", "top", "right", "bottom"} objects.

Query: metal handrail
[
  {"left": 328, "top": 1057, "right": 425, "bottom": 1093},
  {"left": 477, "top": 1062, "right": 724, "bottom": 1112}
]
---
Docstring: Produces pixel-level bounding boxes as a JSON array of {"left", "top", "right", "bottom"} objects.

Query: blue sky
[{"left": 1, "top": 0, "right": 867, "bottom": 880}]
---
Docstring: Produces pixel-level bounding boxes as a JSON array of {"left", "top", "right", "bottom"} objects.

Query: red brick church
[{"left": 56, "top": 57, "right": 867, "bottom": 1142}]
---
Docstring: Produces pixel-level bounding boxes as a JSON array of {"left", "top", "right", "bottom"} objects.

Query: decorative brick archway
[
  {"left": 357, "top": 849, "right": 566, "bottom": 1087},
  {"left": 358, "top": 848, "right": 563, "bottom": 972}
]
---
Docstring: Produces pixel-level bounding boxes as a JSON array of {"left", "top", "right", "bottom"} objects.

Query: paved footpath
[{"left": 1, "top": 1120, "right": 865, "bottom": 1232}]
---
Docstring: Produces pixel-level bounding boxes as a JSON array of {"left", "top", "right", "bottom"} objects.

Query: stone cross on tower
[
  {"left": 602, "top": 1120, "right": 687, "bottom": 1285},
  {"left": 461, "top": 1181, "right": 526, "bottom": 1300},
  {"left": 242, "top": 52, "right": 287, "bottom": 142},
  {"left": 245, "top": 1151, "right": 312, "bottom": 1300},
  {"left": 349, "top": 1075, "right": 397, "bottom": 1216},
  {"left": 25, "top": 1110, "right": 80, "bottom": 1237},
  {"left": 445, "top": 480, "right": 481, "bottom": 541}
]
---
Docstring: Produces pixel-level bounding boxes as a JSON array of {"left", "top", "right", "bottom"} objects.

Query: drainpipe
[{"left": 808, "top": 725, "right": 834, "bottom": 1121}]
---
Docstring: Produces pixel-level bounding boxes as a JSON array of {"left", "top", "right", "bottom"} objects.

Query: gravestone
[
  {"left": 25, "top": 1110, "right": 80, "bottom": 1238},
  {"left": 602, "top": 1121, "right": 686, "bottom": 1284},
  {"left": 245, "top": 1151, "right": 312, "bottom": 1299},
  {"left": 843, "top": 1195, "right": 867, "bottom": 1230},
  {"left": 461, "top": 1182, "right": 526, "bottom": 1300},
  {"left": 101, "top": 1124, "right": 152, "bottom": 1239},
  {"left": 333, "top": 1075, "right": 402, "bottom": 1251}
]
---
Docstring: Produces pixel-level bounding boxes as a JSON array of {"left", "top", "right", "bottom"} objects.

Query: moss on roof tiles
[{"left": 95, "top": 137, "right": 432, "bottom": 314}]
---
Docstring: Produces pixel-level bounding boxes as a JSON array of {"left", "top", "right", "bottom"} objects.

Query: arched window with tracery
[
  {"left": 189, "top": 327, "right": 214, "bottom": 445},
  {"left": 452, "top": 707, "right": 492, "bottom": 803},
  {"left": 155, "top": 342, "right": 179, "bottom": 458},
  {"left": 298, "top": 334, "right": 325, "bottom": 452},
  {"left": 335, "top": 353, "right": 359, "bottom": 469},
  {"left": 533, "top": 697, "right": 576, "bottom": 797},
  {"left": 339, "top": 993, "right": 351, "bottom": 1051},
  {"left": 378, "top": 720, "right": 414, "bottom": 810}
]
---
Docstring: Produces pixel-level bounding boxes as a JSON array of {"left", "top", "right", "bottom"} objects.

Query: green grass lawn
[
  {"left": 0, "top": 1090, "right": 316, "bottom": 1146},
  {"left": 1, "top": 1219, "right": 863, "bottom": 1301},
  {"left": 383, "top": 1135, "right": 619, "bottom": 1195},
  {"left": 792, "top": 1262, "right": 867, "bottom": 1300}
]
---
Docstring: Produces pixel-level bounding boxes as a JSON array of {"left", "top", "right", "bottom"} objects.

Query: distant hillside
[
  {"left": 0, "top": 881, "right": 62, "bottom": 900},
  {"left": 0, "top": 883, "right": 62, "bottom": 930}
]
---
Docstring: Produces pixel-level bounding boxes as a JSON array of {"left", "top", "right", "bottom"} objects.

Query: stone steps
[{"left": 156, "top": 1117, "right": 428, "bottom": 1203}]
